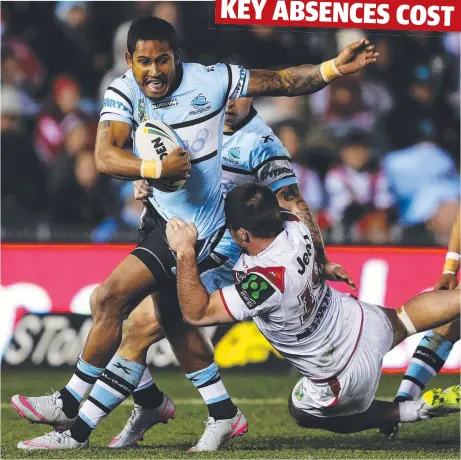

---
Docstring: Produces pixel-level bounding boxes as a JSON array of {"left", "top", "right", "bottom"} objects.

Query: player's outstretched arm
[
  {"left": 95, "top": 120, "right": 190, "bottom": 181},
  {"left": 435, "top": 211, "right": 460, "bottom": 290},
  {"left": 246, "top": 38, "right": 378, "bottom": 97},
  {"left": 166, "top": 218, "right": 235, "bottom": 326}
]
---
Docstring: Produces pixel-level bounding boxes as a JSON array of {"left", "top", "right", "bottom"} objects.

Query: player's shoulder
[
  {"left": 183, "top": 62, "right": 228, "bottom": 80},
  {"left": 106, "top": 70, "right": 137, "bottom": 95}
]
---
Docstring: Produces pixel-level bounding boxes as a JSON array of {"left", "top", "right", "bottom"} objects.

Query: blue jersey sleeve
[
  {"left": 213, "top": 63, "right": 250, "bottom": 102},
  {"left": 99, "top": 75, "right": 135, "bottom": 125},
  {"left": 252, "top": 137, "right": 298, "bottom": 192}
]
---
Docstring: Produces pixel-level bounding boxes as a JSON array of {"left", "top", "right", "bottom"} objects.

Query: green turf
[{"left": 1, "top": 369, "right": 459, "bottom": 459}]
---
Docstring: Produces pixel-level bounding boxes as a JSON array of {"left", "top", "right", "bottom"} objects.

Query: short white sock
[{"left": 399, "top": 401, "right": 423, "bottom": 422}]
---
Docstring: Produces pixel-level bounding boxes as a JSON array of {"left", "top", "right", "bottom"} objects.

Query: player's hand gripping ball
[{"left": 135, "top": 120, "right": 189, "bottom": 192}]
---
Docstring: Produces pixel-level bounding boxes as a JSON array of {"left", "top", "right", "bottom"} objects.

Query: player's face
[
  {"left": 127, "top": 40, "right": 178, "bottom": 100},
  {"left": 225, "top": 97, "right": 252, "bottom": 128}
]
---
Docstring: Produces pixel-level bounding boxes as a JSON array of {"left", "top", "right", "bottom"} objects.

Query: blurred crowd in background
[{"left": 1, "top": 1, "right": 460, "bottom": 245}]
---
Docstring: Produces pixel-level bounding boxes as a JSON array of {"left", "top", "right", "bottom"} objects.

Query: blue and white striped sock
[
  {"left": 70, "top": 355, "right": 145, "bottom": 442},
  {"left": 65, "top": 355, "right": 104, "bottom": 403},
  {"left": 396, "top": 331, "right": 453, "bottom": 401},
  {"left": 186, "top": 362, "right": 237, "bottom": 420}
]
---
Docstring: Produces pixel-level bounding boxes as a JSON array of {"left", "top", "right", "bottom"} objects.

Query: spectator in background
[
  {"left": 325, "top": 131, "right": 393, "bottom": 244},
  {"left": 35, "top": 75, "right": 87, "bottom": 165},
  {"left": 1, "top": 85, "right": 46, "bottom": 228},
  {"left": 383, "top": 132, "right": 460, "bottom": 246},
  {"left": 99, "top": 21, "right": 130, "bottom": 101}
]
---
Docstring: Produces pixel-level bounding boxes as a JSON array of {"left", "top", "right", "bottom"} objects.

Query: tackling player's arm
[
  {"left": 166, "top": 218, "right": 235, "bottom": 326},
  {"left": 95, "top": 120, "right": 190, "bottom": 181},
  {"left": 435, "top": 211, "right": 460, "bottom": 290},
  {"left": 246, "top": 38, "right": 378, "bottom": 97}
]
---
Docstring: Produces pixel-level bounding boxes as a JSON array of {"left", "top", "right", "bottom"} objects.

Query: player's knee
[{"left": 90, "top": 282, "right": 126, "bottom": 322}]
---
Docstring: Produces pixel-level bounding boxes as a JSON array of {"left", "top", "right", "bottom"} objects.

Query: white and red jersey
[{"left": 220, "top": 214, "right": 363, "bottom": 380}]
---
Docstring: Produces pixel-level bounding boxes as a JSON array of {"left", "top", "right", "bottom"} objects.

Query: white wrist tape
[
  {"left": 320, "top": 59, "right": 343, "bottom": 83},
  {"left": 446, "top": 252, "right": 461, "bottom": 261},
  {"left": 396, "top": 306, "right": 417, "bottom": 336}
]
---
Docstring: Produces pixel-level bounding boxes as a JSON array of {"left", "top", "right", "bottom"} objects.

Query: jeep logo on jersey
[
  {"left": 262, "top": 167, "right": 294, "bottom": 181},
  {"left": 191, "top": 94, "right": 208, "bottom": 109},
  {"left": 297, "top": 235, "right": 313, "bottom": 275},
  {"left": 229, "top": 147, "right": 240, "bottom": 159},
  {"left": 236, "top": 273, "right": 276, "bottom": 309}
]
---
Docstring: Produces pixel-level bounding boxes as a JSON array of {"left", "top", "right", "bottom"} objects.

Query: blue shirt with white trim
[{"left": 100, "top": 62, "right": 249, "bottom": 239}]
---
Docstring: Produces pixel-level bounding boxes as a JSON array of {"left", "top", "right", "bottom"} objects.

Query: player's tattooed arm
[
  {"left": 95, "top": 119, "right": 143, "bottom": 180},
  {"left": 246, "top": 39, "right": 378, "bottom": 97},
  {"left": 276, "top": 184, "right": 327, "bottom": 266}
]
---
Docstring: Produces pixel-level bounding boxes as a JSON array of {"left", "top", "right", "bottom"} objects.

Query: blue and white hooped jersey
[
  {"left": 215, "top": 108, "right": 299, "bottom": 260},
  {"left": 100, "top": 62, "right": 249, "bottom": 239}
]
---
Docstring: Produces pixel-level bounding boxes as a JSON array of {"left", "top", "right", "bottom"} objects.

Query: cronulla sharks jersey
[
  {"left": 215, "top": 108, "right": 299, "bottom": 260},
  {"left": 100, "top": 62, "right": 249, "bottom": 239},
  {"left": 221, "top": 108, "right": 297, "bottom": 196}
]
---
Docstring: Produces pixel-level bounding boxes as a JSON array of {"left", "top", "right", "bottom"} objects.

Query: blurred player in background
[
  {"left": 381, "top": 211, "right": 460, "bottom": 439},
  {"left": 13, "top": 16, "right": 377, "bottom": 451},
  {"left": 167, "top": 183, "right": 460, "bottom": 435}
]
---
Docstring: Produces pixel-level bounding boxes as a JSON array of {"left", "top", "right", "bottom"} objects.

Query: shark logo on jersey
[
  {"left": 229, "top": 147, "right": 240, "bottom": 159},
  {"left": 190, "top": 93, "right": 211, "bottom": 115},
  {"left": 225, "top": 147, "right": 241, "bottom": 165},
  {"left": 138, "top": 100, "right": 147, "bottom": 122}
]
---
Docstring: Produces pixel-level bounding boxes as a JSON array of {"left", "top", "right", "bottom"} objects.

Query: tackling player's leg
[{"left": 288, "top": 288, "right": 460, "bottom": 434}]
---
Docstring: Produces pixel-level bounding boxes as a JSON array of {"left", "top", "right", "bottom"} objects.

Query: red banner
[
  {"left": 215, "top": 0, "right": 461, "bottom": 32},
  {"left": 1, "top": 244, "right": 460, "bottom": 371}
]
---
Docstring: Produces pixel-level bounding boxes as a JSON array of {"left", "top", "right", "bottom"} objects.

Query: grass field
[{"left": 1, "top": 369, "right": 459, "bottom": 459}]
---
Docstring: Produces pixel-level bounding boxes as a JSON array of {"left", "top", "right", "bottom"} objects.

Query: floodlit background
[{"left": 1, "top": 1, "right": 460, "bottom": 246}]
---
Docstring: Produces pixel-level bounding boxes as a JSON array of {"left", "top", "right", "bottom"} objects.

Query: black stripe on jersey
[
  {"left": 107, "top": 86, "right": 134, "bottom": 112},
  {"left": 87, "top": 396, "right": 110, "bottom": 414},
  {"left": 170, "top": 106, "right": 223, "bottom": 130},
  {"left": 402, "top": 375, "right": 425, "bottom": 390},
  {"left": 224, "top": 64, "right": 233, "bottom": 102},
  {"left": 190, "top": 150, "right": 218, "bottom": 165},
  {"left": 222, "top": 165, "right": 253, "bottom": 175},
  {"left": 252, "top": 156, "right": 292, "bottom": 174}
]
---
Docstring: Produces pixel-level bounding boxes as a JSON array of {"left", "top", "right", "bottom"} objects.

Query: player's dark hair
[
  {"left": 225, "top": 184, "right": 283, "bottom": 239},
  {"left": 127, "top": 16, "right": 179, "bottom": 55}
]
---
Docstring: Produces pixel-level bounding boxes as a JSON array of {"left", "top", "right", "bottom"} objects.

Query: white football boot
[
  {"left": 17, "top": 430, "right": 88, "bottom": 450},
  {"left": 188, "top": 408, "right": 248, "bottom": 452},
  {"left": 109, "top": 395, "right": 176, "bottom": 447},
  {"left": 11, "top": 391, "right": 76, "bottom": 430}
]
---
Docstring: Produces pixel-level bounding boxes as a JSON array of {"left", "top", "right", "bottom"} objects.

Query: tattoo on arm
[
  {"left": 248, "top": 65, "right": 327, "bottom": 97},
  {"left": 98, "top": 120, "right": 111, "bottom": 144},
  {"left": 278, "top": 184, "right": 326, "bottom": 264}
]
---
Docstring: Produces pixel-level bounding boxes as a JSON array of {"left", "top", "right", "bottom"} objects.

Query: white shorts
[{"left": 291, "top": 300, "right": 394, "bottom": 417}]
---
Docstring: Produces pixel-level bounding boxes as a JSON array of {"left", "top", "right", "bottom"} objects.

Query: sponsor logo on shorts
[{"left": 294, "top": 381, "right": 305, "bottom": 401}]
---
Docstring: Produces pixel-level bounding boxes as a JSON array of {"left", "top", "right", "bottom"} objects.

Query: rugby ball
[{"left": 135, "top": 119, "right": 188, "bottom": 192}]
